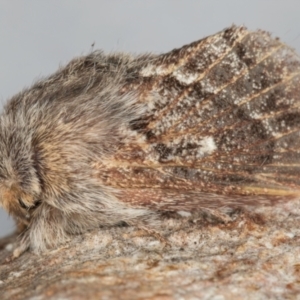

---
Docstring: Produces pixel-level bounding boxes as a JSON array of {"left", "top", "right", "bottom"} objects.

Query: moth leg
[{"left": 5, "top": 232, "right": 30, "bottom": 262}]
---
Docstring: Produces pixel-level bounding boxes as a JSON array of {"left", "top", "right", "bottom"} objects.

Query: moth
[{"left": 0, "top": 26, "right": 300, "bottom": 258}]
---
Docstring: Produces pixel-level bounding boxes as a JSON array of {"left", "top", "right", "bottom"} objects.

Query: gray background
[{"left": 1, "top": 1, "right": 300, "bottom": 238}]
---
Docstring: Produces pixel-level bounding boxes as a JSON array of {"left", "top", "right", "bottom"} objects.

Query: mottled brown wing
[{"left": 97, "top": 26, "right": 300, "bottom": 210}]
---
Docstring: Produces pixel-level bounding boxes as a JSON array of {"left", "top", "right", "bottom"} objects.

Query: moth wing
[{"left": 96, "top": 26, "right": 300, "bottom": 209}]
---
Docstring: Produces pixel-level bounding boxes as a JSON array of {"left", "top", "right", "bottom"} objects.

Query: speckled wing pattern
[{"left": 97, "top": 26, "right": 300, "bottom": 210}]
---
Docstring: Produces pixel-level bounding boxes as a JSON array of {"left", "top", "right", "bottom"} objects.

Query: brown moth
[{"left": 0, "top": 26, "right": 300, "bottom": 258}]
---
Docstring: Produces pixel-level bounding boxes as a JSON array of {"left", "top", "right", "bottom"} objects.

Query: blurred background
[{"left": 1, "top": 0, "right": 300, "bottom": 237}]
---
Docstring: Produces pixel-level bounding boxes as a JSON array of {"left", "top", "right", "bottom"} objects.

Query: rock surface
[{"left": 1, "top": 200, "right": 300, "bottom": 299}]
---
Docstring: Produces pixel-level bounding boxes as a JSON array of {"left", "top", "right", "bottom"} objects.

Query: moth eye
[
  {"left": 18, "top": 198, "right": 28, "bottom": 209},
  {"left": 33, "top": 200, "right": 42, "bottom": 208}
]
